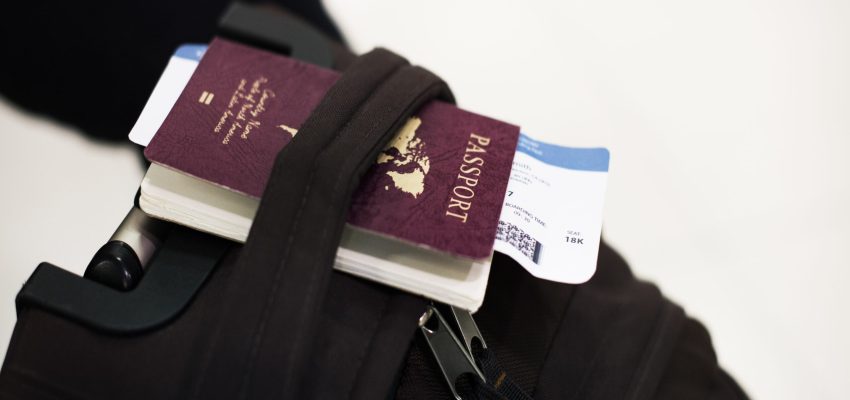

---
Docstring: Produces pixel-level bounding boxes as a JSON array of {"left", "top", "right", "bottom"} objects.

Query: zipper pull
[
  {"left": 449, "top": 305, "right": 487, "bottom": 356},
  {"left": 419, "top": 306, "right": 486, "bottom": 400}
]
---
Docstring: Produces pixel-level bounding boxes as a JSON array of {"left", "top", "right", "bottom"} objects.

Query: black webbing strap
[{"left": 194, "top": 48, "right": 453, "bottom": 399}]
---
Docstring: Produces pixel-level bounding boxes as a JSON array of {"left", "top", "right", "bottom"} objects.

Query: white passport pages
[{"left": 139, "top": 164, "right": 490, "bottom": 311}]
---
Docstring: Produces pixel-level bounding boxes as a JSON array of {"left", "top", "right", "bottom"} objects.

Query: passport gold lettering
[
  {"left": 237, "top": 103, "right": 253, "bottom": 120},
  {"left": 446, "top": 211, "right": 469, "bottom": 223},
  {"left": 462, "top": 154, "right": 484, "bottom": 166},
  {"left": 251, "top": 90, "right": 275, "bottom": 118},
  {"left": 228, "top": 79, "right": 247, "bottom": 108},
  {"left": 467, "top": 142, "right": 486, "bottom": 153},
  {"left": 459, "top": 164, "right": 482, "bottom": 176},
  {"left": 241, "top": 119, "right": 261, "bottom": 139},
  {"left": 213, "top": 110, "right": 233, "bottom": 133},
  {"left": 448, "top": 198, "right": 472, "bottom": 211},
  {"left": 457, "top": 174, "right": 479, "bottom": 187},
  {"left": 224, "top": 122, "right": 242, "bottom": 144},
  {"left": 445, "top": 132, "right": 491, "bottom": 223},
  {"left": 216, "top": 76, "right": 275, "bottom": 144},
  {"left": 470, "top": 133, "right": 491, "bottom": 146},
  {"left": 453, "top": 186, "right": 475, "bottom": 199}
]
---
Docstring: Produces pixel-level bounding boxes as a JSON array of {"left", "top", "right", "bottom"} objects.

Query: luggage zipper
[{"left": 418, "top": 304, "right": 487, "bottom": 399}]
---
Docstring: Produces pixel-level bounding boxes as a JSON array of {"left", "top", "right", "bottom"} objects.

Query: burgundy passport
[{"left": 145, "top": 38, "right": 519, "bottom": 260}]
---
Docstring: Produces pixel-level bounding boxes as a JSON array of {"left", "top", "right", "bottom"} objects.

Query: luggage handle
[{"left": 16, "top": 226, "right": 230, "bottom": 334}]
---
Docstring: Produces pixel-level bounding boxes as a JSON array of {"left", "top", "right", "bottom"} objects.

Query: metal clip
[{"left": 419, "top": 306, "right": 486, "bottom": 400}]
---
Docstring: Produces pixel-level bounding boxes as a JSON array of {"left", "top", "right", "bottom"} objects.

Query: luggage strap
[
  {"left": 194, "top": 40, "right": 534, "bottom": 399},
  {"left": 195, "top": 48, "right": 452, "bottom": 399}
]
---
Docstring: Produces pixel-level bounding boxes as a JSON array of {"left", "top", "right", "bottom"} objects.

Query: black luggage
[{"left": 0, "top": 4, "right": 748, "bottom": 399}]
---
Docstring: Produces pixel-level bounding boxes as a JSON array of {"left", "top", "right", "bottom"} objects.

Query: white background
[{"left": 1, "top": 1, "right": 848, "bottom": 398}]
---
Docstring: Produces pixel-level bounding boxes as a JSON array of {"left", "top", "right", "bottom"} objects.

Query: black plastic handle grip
[{"left": 16, "top": 227, "right": 230, "bottom": 334}]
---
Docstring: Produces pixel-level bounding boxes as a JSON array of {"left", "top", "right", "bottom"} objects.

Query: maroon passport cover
[{"left": 145, "top": 38, "right": 519, "bottom": 260}]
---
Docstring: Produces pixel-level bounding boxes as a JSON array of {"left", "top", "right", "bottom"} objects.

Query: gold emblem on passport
[
  {"left": 277, "top": 124, "right": 298, "bottom": 137},
  {"left": 377, "top": 117, "right": 430, "bottom": 198},
  {"left": 198, "top": 91, "right": 214, "bottom": 105}
]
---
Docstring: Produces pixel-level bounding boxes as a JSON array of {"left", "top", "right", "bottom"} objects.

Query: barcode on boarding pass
[{"left": 496, "top": 221, "right": 542, "bottom": 264}]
